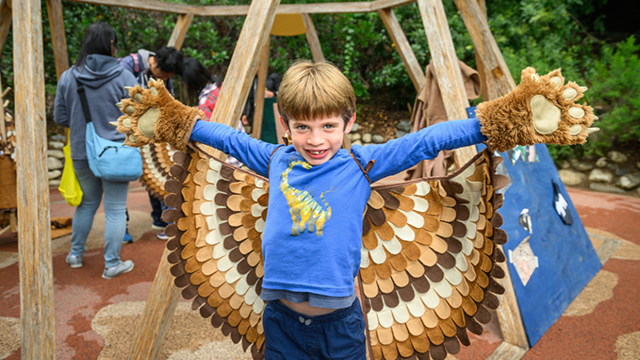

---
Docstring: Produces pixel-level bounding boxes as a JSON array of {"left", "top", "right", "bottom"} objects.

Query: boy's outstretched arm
[
  {"left": 477, "top": 67, "right": 598, "bottom": 152},
  {"left": 111, "top": 79, "right": 202, "bottom": 152}
]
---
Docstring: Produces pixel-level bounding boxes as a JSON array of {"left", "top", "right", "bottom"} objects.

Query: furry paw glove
[
  {"left": 112, "top": 79, "right": 204, "bottom": 152},
  {"left": 476, "top": 67, "right": 598, "bottom": 153}
]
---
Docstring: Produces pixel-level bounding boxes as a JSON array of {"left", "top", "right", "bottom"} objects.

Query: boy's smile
[{"left": 283, "top": 114, "right": 356, "bottom": 166}]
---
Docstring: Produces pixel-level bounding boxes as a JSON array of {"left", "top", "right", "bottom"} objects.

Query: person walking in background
[
  {"left": 119, "top": 46, "right": 184, "bottom": 239},
  {"left": 54, "top": 22, "right": 136, "bottom": 279},
  {"left": 241, "top": 70, "right": 281, "bottom": 128},
  {"left": 181, "top": 57, "right": 244, "bottom": 167}
]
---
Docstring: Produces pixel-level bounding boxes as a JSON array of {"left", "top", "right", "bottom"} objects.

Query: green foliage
[
  {"left": 588, "top": 36, "right": 640, "bottom": 143},
  {"left": 3, "top": 0, "right": 638, "bottom": 164}
]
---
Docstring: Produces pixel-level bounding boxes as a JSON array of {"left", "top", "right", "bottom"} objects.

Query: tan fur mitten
[
  {"left": 476, "top": 67, "right": 598, "bottom": 153},
  {"left": 113, "top": 79, "right": 203, "bottom": 152}
]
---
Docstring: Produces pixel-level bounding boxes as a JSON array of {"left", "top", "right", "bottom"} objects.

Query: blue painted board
[{"left": 478, "top": 143, "right": 601, "bottom": 346}]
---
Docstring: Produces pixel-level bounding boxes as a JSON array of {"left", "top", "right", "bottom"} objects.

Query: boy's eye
[
  {"left": 324, "top": 124, "right": 335, "bottom": 129},
  {"left": 296, "top": 125, "right": 308, "bottom": 130}
]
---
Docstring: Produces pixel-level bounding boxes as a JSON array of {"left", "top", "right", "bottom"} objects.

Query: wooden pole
[
  {"left": 471, "top": 0, "right": 489, "bottom": 102},
  {"left": 0, "top": 0, "right": 11, "bottom": 53},
  {"left": 128, "top": 1, "right": 280, "bottom": 359},
  {"left": 13, "top": 0, "right": 56, "bottom": 358},
  {"left": 251, "top": 36, "right": 270, "bottom": 140},
  {"left": 167, "top": 14, "right": 194, "bottom": 51},
  {"left": 45, "top": 0, "right": 69, "bottom": 79},
  {"left": 378, "top": 7, "right": 425, "bottom": 91},
  {"left": 453, "top": 0, "right": 515, "bottom": 99},
  {"left": 454, "top": 0, "right": 529, "bottom": 351},
  {"left": 302, "top": 13, "right": 325, "bottom": 63},
  {"left": 416, "top": 0, "right": 476, "bottom": 166},
  {"left": 126, "top": 13, "right": 194, "bottom": 360}
]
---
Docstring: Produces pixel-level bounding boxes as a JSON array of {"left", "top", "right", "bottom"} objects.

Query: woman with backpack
[{"left": 54, "top": 22, "right": 137, "bottom": 279}]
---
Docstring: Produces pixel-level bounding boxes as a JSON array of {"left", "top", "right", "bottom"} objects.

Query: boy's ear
[
  {"left": 344, "top": 113, "right": 357, "bottom": 133},
  {"left": 278, "top": 116, "right": 290, "bottom": 133}
]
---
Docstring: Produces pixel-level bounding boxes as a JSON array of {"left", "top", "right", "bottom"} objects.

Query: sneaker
[
  {"left": 156, "top": 232, "right": 169, "bottom": 240},
  {"left": 151, "top": 221, "right": 168, "bottom": 231},
  {"left": 65, "top": 253, "right": 83, "bottom": 268},
  {"left": 102, "top": 260, "right": 134, "bottom": 279},
  {"left": 123, "top": 231, "right": 133, "bottom": 244}
]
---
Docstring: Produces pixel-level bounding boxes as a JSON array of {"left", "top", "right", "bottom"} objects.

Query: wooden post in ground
[
  {"left": 0, "top": 0, "right": 10, "bottom": 53},
  {"left": 453, "top": 0, "right": 529, "bottom": 352},
  {"left": 416, "top": 0, "right": 476, "bottom": 166},
  {"left": 251, "top": 36, "right": 270, "bottom": 140},
  {"left": 453, "top": 0, "right": 515, "bottom": 100},
  {"left": 13, "top": 0, "right": 56, "bottom": 358},
  {"left": 302, "top": 13, "right": 324, "bottom": 63},
  {"left": 126, "top": 14, "right": 194, "bottom": 360},
  {"left": 45, "top": 0, "right": 68, "bottom": 79},
  {"left": 378, "top": 7, "right": 425, "bottom": 91},
  {"left": 128, "top": 1, "right": 280, "bottom": 359}
]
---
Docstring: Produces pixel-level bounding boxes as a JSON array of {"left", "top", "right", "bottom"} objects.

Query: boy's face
[{"left": 281, "top": 113, "right": 357, "bottom": 166}]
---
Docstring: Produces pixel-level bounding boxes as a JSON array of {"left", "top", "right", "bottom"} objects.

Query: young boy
[{"left": 115, "top": 60, "right": 596, "bottom": 359}]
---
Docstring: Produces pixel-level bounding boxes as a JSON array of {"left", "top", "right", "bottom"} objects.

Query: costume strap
[
  {"left": 349, "top": 151, "right": 374, "bottom": 185},
  {"left": 267, "top": 145, "right": 284, "bottom": 175}
]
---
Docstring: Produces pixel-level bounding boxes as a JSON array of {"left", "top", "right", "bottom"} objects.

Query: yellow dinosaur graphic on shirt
[{"left": 280, "top": 158, "right": 333, "bottom": 236}]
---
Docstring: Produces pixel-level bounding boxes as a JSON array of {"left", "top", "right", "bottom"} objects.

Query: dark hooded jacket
[{"left": 54, "top": 54, "right": 137, "bottom": 167}]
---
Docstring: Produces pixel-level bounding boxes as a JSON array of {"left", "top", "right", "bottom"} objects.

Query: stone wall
[{"left": 558, "top": 151, "right": 640, "bottom": 197}]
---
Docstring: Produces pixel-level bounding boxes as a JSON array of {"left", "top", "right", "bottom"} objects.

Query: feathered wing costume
[
  {"left": 139, "top": 142, "right": 176, "bottom": 200},
  {"left": 113, "top": 68, "right": 597, "bottom": 360}
]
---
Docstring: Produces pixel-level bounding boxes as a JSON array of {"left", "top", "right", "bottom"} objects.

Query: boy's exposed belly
[{"left": 280, "top": 299, "right": 337, "bottom": 316}]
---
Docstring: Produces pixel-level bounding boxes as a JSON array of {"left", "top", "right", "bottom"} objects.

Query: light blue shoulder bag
[{"left": 76, "top": 78, "right": 142, "bottom": 182}]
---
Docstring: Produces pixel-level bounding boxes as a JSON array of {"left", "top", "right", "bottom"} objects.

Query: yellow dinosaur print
[{"left": 280, "top": 157, "right": 333, "bottom": 236}]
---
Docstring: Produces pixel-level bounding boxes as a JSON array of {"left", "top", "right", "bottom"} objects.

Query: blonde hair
[{"left": 277, "top": 60, "right": 356, "bottom": 127}]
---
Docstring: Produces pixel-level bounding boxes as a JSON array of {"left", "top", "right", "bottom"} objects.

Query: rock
[
  {"left": 47, "top": 157, "right": 64, "bottom": 171},
  {"left": 47, "top": 149, "right": 65, "bottom": 159},
  {"left": 595, "top": 157, "right": 608, "bottom": 168},
  {"left": 372, "top": 135, "right": 385, "bottom": 143},
  {"left": 350, "top": 133, "right": 361, "bottom": 141},
  {"left": 571, "top": 160, "right": 594, "bottom": 172},
  {"left": 395, "top": 130, "right": 408, "bottom": 138},
  {"left": 49, "top": 179, "right": 61, "bottom": 187},
  {"left": 618, "top": 172, "right": 640, "bottom": 190},
  {"left": 50, "top": 134, "right": 66, "bottom": 142},
  {"left": 615, "top": 168, "right": 631, "bottom": 177},
  {"left": 352, "top": 140, "right": 363, "bottom": 146},
  {"left": 351, "top": 123, "right": 360, "bottom": 132},
  {"left": 558, "top": 169, "right": 586, "bottom": 186},
  {"left": 608, "top": 151, "right": 628, "bottom": 163},
  {"left": 362, "top": 133, "right": 372, "bottom": 143},
  {"left": 48, "top": 141, "right": 65, "bottom": 149},
  {"left": 396, "top": 119, "right": 412, "bottom": 132},
  {"left": 637, "top": 162, "right": 640, "bottom": 169},
  {"left": 48, "top": 170, "right": 62, "bottom": 180},
  {"left": 606, "top": 163, "right": 618, "bottom": 171},
  {"left": 589, "top": 182, "right": 626, "bottom": 194},
  {"left": 588, "top": 168, "right": 614, "bottom": 183},
  {"left": 560, "top": 160, "right": 571, "bottom": 169}
]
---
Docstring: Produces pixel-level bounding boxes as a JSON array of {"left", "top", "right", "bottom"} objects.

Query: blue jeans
[
  {"left": 70, "top": 166, "right": 129, "bottom": 268},
  {"left": 262, "top": 299, "right": 367, "bottom": 360}
]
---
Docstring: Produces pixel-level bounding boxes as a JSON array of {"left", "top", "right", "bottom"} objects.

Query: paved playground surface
[{"left": 0, "top": 184, "right": 639, "bottom": 360}]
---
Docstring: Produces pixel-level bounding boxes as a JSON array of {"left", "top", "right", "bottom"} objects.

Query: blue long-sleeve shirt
[{"left": 190, "top": 118, "right": 487, "bottom": 298}]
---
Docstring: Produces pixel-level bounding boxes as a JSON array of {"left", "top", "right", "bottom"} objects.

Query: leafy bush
[{"left": 3, "top": 0, "right": 637, "bottom": 162}]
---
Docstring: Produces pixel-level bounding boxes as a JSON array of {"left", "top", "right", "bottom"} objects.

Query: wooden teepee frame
[{"left": 3, "top": 0, "right": 527, "bottom": 358}]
